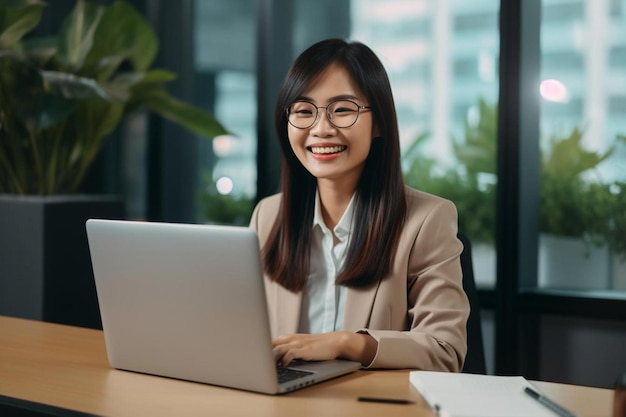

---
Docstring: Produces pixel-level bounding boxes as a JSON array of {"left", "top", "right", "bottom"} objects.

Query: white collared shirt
[{"left": 297, "top": 192, "right": 355, "bottom": 334}]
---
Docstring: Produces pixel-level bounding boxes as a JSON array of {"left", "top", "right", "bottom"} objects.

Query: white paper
[{"left": 410, "top": 371, "right": 564, "bottom": 417}]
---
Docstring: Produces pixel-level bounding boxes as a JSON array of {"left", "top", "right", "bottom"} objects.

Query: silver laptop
[{"left": 86, "top": 219, "right": 361, "bottom": 394}]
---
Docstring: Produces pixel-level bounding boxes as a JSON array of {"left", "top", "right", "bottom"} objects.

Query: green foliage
[
  {"left": 453, "top": 97, "right": 497, "bottom": 176},
  {"left": 403, "top": 98, "right": 497, "bottom": 244},
  {"left": 0, "top": 0, "right": 228, "bottom": 195},
  {"left": 198, "top": 173, "right": 254, "bottom": 226},
  {"left": 402, "top": 97, "right": 626, "bottom": 259},
  {"left": 539, "top": 128, "right": 614, "bottom": 241},
  {"left": 610, "top": 181, "right": 626, "bottom": 260},
  {"left": 541, "top": 127, "right": 613, "bottom": 182},
  {"left": 199, "top": 194, "right": 254, "bottom": 226}
]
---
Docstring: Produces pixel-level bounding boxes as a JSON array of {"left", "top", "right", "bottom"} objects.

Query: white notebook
[{"left": 410, "top": 371, "right": 574, "bottom": 417}]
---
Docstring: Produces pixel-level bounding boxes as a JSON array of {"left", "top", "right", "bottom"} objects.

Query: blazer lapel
[{"left": 342, "top": 282, "right": 381, "bottom": 331}]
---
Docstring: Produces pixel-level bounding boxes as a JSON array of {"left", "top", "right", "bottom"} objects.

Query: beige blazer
[{"left": 249, "top": 186, "right": 469, "bottom": 371}]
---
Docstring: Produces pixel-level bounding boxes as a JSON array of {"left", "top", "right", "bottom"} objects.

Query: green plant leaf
[
  {"left": 84, "top": 0, "right": 158, "bottom": 74},
  {"left": 542, "top": 127, "right": 614, "bottom": 181},
  {"left": 42, "top": 70, "right": 112, "bottom": 100},
  {"left": 0, "top": 0, "right": 44, "bottom": 49},
  {"left": 38, "top": 94, "right": 74, "bottom": 129},
  {"left": 57, "top": 0, "right": 104, "bottom": 70},
  {"left": 0, "top": 53, "right": 45, "bottom": 131},
  {"left": 116, "top": 69, "right": 177, "bottom": 85},
  {"left": 21, "top": 35, "right": 57, "bottom": 66},
  {"left": 92, "top": 100, "right": 124, "bottom": 139},
  {"left": 68, "top": 99, "right": 124, "bottom": 191},
  {"left": 101, "top": 69, "right": 177, "bottom": 101},
  {"left": 454, "top": 97, "right": 497, "bottom": 176},
  {"left": 139, "top": 88, "right": 228, "bottom": 138}
]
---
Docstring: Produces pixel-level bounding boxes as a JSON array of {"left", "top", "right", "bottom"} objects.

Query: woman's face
[{"left": 287, "top": 63, "right": 378, "bottom": 190}]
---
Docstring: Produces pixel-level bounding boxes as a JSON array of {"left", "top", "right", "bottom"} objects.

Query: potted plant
[
  {"left": 0, "top": 0, "right": 227, "bottom": 328},
  {"left": 402, "top": 98, "right": 626, "bottom": 290},
  {"left": 0, "top": 0, "right": 227, "bottom": 194},
  {"left": 537, "top": 128, "right": 616, "bottom": 289},
  {"left": 403, "top": 99, "right": 498, "bottom": 246},
  {"left": 403, "top": 98, "right": 497, "bottom": 287}
]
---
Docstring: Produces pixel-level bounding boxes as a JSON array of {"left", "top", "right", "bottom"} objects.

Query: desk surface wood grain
[{"left": 0, "top": 315, "right": 614, "bottom": 417}]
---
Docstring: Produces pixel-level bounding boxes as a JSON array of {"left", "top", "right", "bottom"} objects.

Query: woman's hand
[{"left": 272, "top": 331, "right": 377, "bottom": 366}]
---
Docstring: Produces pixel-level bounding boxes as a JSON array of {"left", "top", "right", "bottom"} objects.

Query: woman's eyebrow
[
  {"left": 331, "top": 94, "right": 361, "bottom": 101},
  {"left": 294, "top": 94, "right": 362, "bottom": 103}
]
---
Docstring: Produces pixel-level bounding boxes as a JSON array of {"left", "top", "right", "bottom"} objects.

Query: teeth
[{"left": 310, "top": 146, "right": 346, "bottom": 154}]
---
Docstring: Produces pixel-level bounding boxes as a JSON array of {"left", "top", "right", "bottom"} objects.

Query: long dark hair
[{"left": 262, "top": 38, "right": 407, "bottom": 292}]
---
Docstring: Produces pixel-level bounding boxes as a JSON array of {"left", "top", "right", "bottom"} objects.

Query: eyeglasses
[{"left": 286, "top": 99, "right": 372, "bottom": 129}]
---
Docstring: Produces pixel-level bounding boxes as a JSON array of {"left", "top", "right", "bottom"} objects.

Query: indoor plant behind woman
[
  {"left": 0, "top": 0, "right": 227, "bottom": 328},
  {"left": 0, "top": 0, "right": 227, "bottom": 194}
]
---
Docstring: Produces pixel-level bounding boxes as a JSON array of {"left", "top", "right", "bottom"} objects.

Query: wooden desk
[{"left": 0, "top": 316, "right": 614, "bottom": 417}]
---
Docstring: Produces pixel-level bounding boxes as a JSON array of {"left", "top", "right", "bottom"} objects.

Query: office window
[
  {"left": 352, "top": 0, "right": 501, "bottom": 289},
  {"left": 191, "top": 0, "right": 502, "bottom": 276},
  {"left": 538, "top": 0, "right": 626, "bottom": 291},
  {"left": 609, "top": 46, "right": 626, "bottom": 67},
  {"left": 193, "top": 0, "right": 257, "bottom": 225},
  {"left": 542, "top": 51, "right": 584, "bottom": 71},
  {"left": 542, "top": 1, "right": 584, "bottom": 23},
  {"left": 454, "top": 11, "right": 498, "bottom": 31}
]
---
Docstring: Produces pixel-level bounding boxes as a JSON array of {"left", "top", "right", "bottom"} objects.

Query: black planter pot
[{"left": 0, "top": 195, "right": 124, "bottom": 329}]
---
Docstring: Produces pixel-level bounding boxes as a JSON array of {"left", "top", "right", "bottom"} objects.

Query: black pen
[
  {"left": 524, "top": 386, "right": 579, "bottom": 417},
  {"left": 358, "top": 396, "right": 415, "bottom": 405}
]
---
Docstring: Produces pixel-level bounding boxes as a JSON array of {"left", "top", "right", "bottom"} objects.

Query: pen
[
  {"left": 524, "top": 386, "right": 579, "bottom": 417},
  {"left": 357, "top": 396, "right": 415, "bottom": 405}
]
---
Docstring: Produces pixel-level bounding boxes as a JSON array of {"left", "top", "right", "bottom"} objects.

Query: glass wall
[
  {"left": 350, "top": 0, "right": 500, "bottom": 289},
  {"left": 190, "top": 2, "right": 502, "bottom": 267},
  {"left": 246, "top": 0, "right": 502, "bottom": 287},
  {"left": 538, "top": 0, "right": 626, "bottom": 291},
  {"left": 193, "top": 0, "right": 257, "bottom": 225}
]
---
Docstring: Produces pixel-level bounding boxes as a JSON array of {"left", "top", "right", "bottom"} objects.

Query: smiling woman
[
  {"left": 285, "top": 63, "right": 377, "bottom": 190},
  {"left": 248, "top": 38, "right": 470, "bottom": 372}
]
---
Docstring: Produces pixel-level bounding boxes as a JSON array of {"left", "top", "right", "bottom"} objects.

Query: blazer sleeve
[{"left": 358, "top": 196, "right": 469, "bottom": 371}]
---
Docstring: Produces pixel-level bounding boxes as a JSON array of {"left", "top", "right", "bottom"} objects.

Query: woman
[{"left": 249, "top": 38, "right": 469, "bottom": 371}]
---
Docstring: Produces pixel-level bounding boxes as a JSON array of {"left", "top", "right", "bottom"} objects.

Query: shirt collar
[{"left": 312, "top": 190, "right": 356, "bottom": 242}]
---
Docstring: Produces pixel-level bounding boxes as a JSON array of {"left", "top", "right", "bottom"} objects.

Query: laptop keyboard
[{"left": 276, "top": 366, "right": 315, "bottom": 384}]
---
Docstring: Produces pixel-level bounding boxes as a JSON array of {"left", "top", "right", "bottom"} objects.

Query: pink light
[{"left": 540, "top": 79, "right": 569, "bottom": 103}]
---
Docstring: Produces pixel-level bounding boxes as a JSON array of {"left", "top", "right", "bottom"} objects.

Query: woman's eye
[
  {"left": 330, "top": 101, "right": 358, "bottom": 114},
  {"left": 291, "top": 103, "right": 315, "bottom": 116},
  {"left": 332, "top": 106, "right": 358, "bottom": 115}
]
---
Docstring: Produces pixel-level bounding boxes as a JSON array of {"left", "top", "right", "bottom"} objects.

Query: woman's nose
[{"left": 310, "top": 109, "right": 337, "bottom": 135}]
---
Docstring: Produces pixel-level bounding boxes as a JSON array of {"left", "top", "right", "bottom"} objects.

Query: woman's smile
[{"left": 308, "top": 145, "right": 347, "bottom": 155}]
